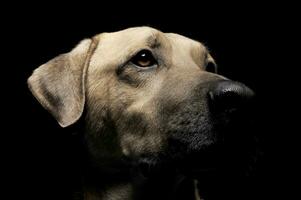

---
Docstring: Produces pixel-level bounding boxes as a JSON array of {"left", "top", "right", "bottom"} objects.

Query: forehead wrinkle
[
  {"left": 145, "top": 31, "right": 163, "bottom": 49},
  {"left": 122, "top": 30, "right": 165, "bottom": 55}
]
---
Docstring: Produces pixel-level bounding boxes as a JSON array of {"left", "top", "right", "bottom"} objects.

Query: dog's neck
[
  {"left": 74, "top": 128, "right": 202, "bottom": 200},
  {"left": 81, "top": 167, "right": 201, "bottom": 200}
]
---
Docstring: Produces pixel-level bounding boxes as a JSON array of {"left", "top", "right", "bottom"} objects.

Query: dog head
[{"left": 28, "top": 27, "right": 255, "bottom": 177}]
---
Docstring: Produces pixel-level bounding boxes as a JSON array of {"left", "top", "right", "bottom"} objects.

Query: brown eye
[{"left": 131, "top": 50, "right": 157, "bottom": 67}]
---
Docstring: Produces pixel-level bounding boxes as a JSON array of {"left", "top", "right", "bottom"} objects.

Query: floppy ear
[{"left": 28, "top": 38, "right": 98, "bottom": 127}]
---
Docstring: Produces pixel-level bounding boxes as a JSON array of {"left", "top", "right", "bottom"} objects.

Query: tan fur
[{"left": 28, "top": 27, "right": 225, "bottom": 200}]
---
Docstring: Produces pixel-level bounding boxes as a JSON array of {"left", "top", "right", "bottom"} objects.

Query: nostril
[{"left": 209, "top": 81, "right": 255, "bottom": 112}]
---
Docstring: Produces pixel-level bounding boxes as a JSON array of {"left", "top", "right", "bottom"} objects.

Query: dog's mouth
[
  {"left": 177, "top": 145, "right": 223, "bottom": 175},
  {"left": 136, "top": 143, "right": 226, "bottom": 178},
  {"left": 136, "top": 135, "right": 253, "bottom": 179},
  {"left": 136, "top": 156, "right": 175, "bottom": 178},
  {"left": 135, "top": 114, "right": 256, "bottom": 179}
]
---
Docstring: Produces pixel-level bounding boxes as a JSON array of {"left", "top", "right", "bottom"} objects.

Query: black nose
[{"left": 209, "top": 80, "right": 254, "bottom": 112}]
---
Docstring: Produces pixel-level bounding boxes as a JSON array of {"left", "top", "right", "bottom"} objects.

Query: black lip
[
  {"left": 135, "top": 143, "right": 227, "bottom": 178},
  {"left": 176, "top": 152, "right": 223, "bottom": 177},
  {"left": 136, "top": 156, "right": 177, "bottom": 178}
]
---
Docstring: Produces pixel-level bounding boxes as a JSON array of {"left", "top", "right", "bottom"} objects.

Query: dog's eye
[
  {"left": 206, "top": 62, "right": 217, "bottom": 73},
  {"left": 131, "top": 50, "right": 157, "bottom": 67}
]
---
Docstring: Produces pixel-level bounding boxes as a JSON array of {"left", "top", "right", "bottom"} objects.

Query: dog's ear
[{"left": 28, "top": 38, "right": 98, "bottom": 127}]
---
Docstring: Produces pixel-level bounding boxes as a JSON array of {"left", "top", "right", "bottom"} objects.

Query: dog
[{"left": 28, "top": 27, "right": 255, "bottom": 200}]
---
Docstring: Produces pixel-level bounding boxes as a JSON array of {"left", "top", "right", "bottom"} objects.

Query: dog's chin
[
  {"left": 136, "top": 144, "right": 225, "bottom": 179},
  {"left": 136, "top": 129, "right": 254, "bottom": 179},
  {"left": 176, "top": 145, "right": 225, "bottom": 178},
  {"left": 136, "top": 155, "right": 177, "bottom": 178},
  {"left": 136, "top": 156, "right": 221, "bottom": 180}
]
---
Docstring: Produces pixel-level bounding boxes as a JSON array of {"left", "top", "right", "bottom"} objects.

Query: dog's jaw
[{"left": 81, "top": 165, "right": 202, "bottom": 200}]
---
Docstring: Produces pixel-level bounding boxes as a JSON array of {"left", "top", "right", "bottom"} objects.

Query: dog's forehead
[
  {"left": 90, "top": 27, "right": 208, "bottom": 70},
  {"left": 165, "top": 33, "right": 207, "bottom": 52},
  {"left": 112, "top": 26, "right": 160, "bottom": 40},
  {"left": 96, "top": 26, "right": 205, "bottom": 52},
  {"left": 96, "top": 27, "right": 162, "bottom": 47},
  {"left": 164, "top": 33, "right": 208, "bottom": 64}
]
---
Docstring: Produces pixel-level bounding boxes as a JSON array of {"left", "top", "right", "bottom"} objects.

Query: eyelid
[
  {"left": 129, "top": 48, "right": 158, "bottom": 67},
  {"left": 129, "top": 47, "right": 154, "bottom": 61},
  {"left": 117, "top": 48, "right": 156, "bottom": 74}
]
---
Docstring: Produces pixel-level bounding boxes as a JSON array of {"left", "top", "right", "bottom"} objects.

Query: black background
[{"left": 2, "top": 2, "right": 296, "bottom": 200}]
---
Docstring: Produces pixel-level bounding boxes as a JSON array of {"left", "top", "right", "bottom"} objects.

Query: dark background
[{"left": 2, "top": 2, "right": 296, "bottom": 200}]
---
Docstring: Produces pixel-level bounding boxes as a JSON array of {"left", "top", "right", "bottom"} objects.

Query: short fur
[{"left": 28, "top": 27, "right": 254, "bottom": 200}]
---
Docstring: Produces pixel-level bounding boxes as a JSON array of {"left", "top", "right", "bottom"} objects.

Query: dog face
[{"left": 28, "top": 27, "right": 254, "bottom": 175}]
